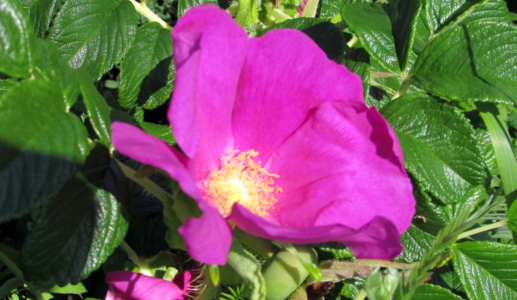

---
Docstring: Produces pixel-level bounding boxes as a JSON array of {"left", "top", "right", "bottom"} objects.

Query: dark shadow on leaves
[
  {"left": 0, "top": 143, "right": 79, "bottom": 224},
  {"left": 137, "top": 56, "right": 173, "bottom": 107}
]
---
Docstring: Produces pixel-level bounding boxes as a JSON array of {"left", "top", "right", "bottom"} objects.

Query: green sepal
[{"left": 227, "top": 240, "right": 266, "bottom": 300}]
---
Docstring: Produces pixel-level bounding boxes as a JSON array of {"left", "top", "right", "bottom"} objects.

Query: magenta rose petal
[
  {"left": 170, "top": 5, "right": 248, "bottom": 181},
  {"left": 229, "top": 100, "right": 414, "bottom": 259},
  {"left": 178, "top": 199, "right": 233, "bottom": 265},
  {"left": 265, "top": 101, "right": 414, "bottom": 234},
  {"left": 111, "top": 121, "right": 233, "bottom": 265},
  {"left": 111, "top": 122, "right": 200, "bottom": 200},
  {"left": 105, "top": 271, "right": 185, "bottom": 300},
  {"left": 230, "top": 204, "right": 403, "bottom": 259},
  {"left": 231, "top": 29, "right": 364, "bottom": 163}
]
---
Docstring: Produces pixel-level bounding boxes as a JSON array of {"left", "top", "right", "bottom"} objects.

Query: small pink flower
[
  {"left": 105, "top": 270, "right": 194, "bottom": 300},
  {"left": 111, "top": 5, "right": 415, "bottom": 265}
]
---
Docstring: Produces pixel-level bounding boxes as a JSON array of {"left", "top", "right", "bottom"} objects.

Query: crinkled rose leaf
[
  {"left": 0, "top": 78, "right": 88, "bottom": 223},
  {"left": 381, "top": 93, "right": 486, "bottom": 205},
  {"left": 22, "top": 175, "right": 128, "bottom": 287},
  {"left": 48, "top": 0, "right": 137, "bottom": 80},
  {"left": 452, "top": 241, "right": 517, "bottom": 299},
  {"left": 0, "top": 0, "right": 35, "bottom": 78},
  {"left": 19, "top": 0, "right": 62, "bottom": 38},
  {"left": 411, "top": 22, "right": 517, "bottom": 105},
  {"left": 118, "top": 22, "right": 175, "bottom": 110}
]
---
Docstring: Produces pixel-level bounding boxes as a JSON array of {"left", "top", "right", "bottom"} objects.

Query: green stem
[
  {"left": 115, "top": 159, "right": 170, "bottom": 203},
  {"left": 0, "top": 251, "right": 23, "bottom": 280},
  {"left": 263, "top": 2, "right": 292, "bottom": 22},
  {"left": 457, "top": 220, "right": 508, "bottom": 240},
  {"left": 370, "top": 71, "right": 400, "bottom": 79},
  {"left": 346, "top": 34, "right": 358, "bottom": 48},
  {"left": 392, "top": 72, "right": 412, "bottom": 100},
  {"left": 116, "top": 159, "right": 193, "bottom": 224},
  {"left": 302, "top": 0, "right": 319, "bottom": 18},
  {"left": 120, "top": 240, "right": 153, "bottom": 276},
  {"left": 353, "top": 289, "right": 368, "bottom": 300},
  {"left": 128, "top": 0, "right": 172, "bottom": 30}
]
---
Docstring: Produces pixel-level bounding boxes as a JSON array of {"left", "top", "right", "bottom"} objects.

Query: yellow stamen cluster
[{"left": 205, "top": 150, "right": 281, "bottom": 217}]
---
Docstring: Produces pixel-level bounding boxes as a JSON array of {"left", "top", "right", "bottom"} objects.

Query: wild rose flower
[
  {"left": 111, "top": 5, "right": 415, "bottom": 265},
  {"left": 105, "top": 269, "right": 194, "bottom": 300}
]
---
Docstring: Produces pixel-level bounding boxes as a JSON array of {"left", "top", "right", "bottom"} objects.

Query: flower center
[{"left": 205, "top": 150, "right": 281, "bottom": 217}]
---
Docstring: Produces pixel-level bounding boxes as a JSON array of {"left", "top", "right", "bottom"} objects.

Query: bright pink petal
[
  {"left": 230, "top": 100, "right": 414, "bottom": 259},
  {"left": 170, "top": 5, "right": 248, "bottom": 182},
  {"left": 111, "top": 122, "right": 232, "bottom": 265},
  {"left": 230, "top": 204, "right": 402, "bottom": 259},
  {"left": 106, "top": 271, "right": 185, "bottom": 300},
  {"left": 231, "top": 29, "right": 364, "bottom": 163},
  {"left": 265, "top": 101, "right": 414, "bottom": 234},
  {"left": 178, "top": 200, "right": 232, "bottom": 265},
  {"left": 111, "top": 122, "right": 200, "bottom": 200}
]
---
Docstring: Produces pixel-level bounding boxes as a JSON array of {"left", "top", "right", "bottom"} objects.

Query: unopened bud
[{"left": 262, "top": 245, "right": 318, "bottom": 300}]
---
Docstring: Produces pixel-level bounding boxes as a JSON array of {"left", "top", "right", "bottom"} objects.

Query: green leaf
[
  {"left": 320, "top": 0, "right": 373, "bottom": 19},
  {"left": 0, "top": 244, "right": 20, "bottom": 267},
  {"left": 459, "top": 0, "right": 513, "bottom": 25},
  {"left": 177, "top": 0, "right": 218, "bottom": 18},
  {"left": 235, "top": 0, "right": 259, "bottom": 27},
  {"left": 395, "top": 225, "right": 435, "bottom": 263},
  {"left": 259, "top": 18, "right": 346, "bottom": 60},
  {"left": 0, "top": 78, "right": 88, "bottom": 223},
  {"left": 431, "top": 263, "right": 465, "bottom": 293},
  {"left": 475, "top": 128, "right": 497, "bottom": 174},
  {"left": 509, "top": 201, "right": 517, "bottom": 234},
  {"left": 341, "top": 3, "right": 402, "bottom": 75},
  {"left": 341, "top": 48, "right": 370, "bottom": 99},
  {"left": 477, "top": 103, "right": 517, "bottom": 239},
  {"left": 21, "top": 175, "right": 129, "bottom": 287},
  {"left": 415, "top": 185, "right": 485, "bottom": 235},
  {"left": 227, "top": 240, "right": 266, "bottom": 300},
  {"left": 19, "top": 0, "right": 62, "bottom": 38},
  {"left": 452, "top": 241, "right": 517, "bottom": 299},
  {"left": 78, "top": 70, "right": 112, "bottom": 146},
  {"left": 0, "top": 277, "right": 24, "bottom": 299},
  {"left": 134, "top": 107, "right": 175, "bottom": 144},
  {"left": 118, "top": 22, "right": 175, "bottom": 110},
  {"left": 411, "top": 284, "right": 463, "bottom": 300},
  {"left": 210, "top": 265, "right": 220, "bottom": 286},
  {"left": 340, "top": 281, "right": 362, "bottom": 299},
  {"left": 48, "top": 0, "right": 137, "bottom": 81},
  {"left": 80, "top": 143, "right": 110, "bottom": 187},
  {"left": 42, "top": 283, "right": 87, "bottom": 295},
  {"left": 0, "top": 0, "right": 35, "bottom": 78},
  {"left": 33, "top": 39, "right": 80, "bottom": 109},
  {"left": 0, "top": 78, "right": 16, "bottom": 97},
  {"left": 412, "top": 22, "right": 517, "bottom": 105},
  {"left": 389, "top": 0, "right": 422, "bottom": 71},
  {"left": 423, "top": 0, "right": 485, "bottom": 32},
  {"left": 381, "top": 93, "right": 486, "bottom": 205}
]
